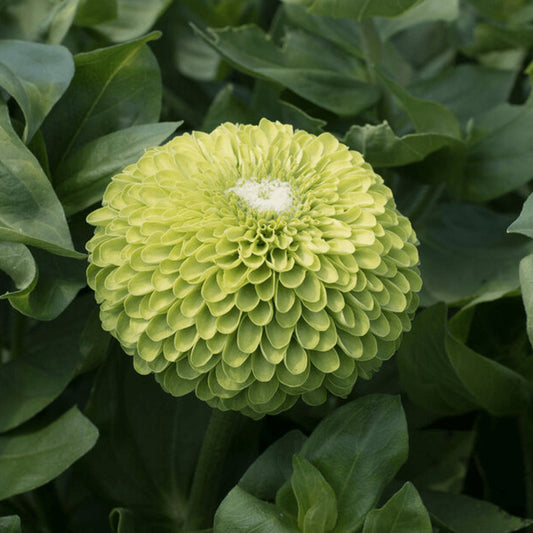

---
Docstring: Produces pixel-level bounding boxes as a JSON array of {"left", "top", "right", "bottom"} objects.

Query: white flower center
[{"left": 227, "top": 177, "right": 294, "bottom": 213}]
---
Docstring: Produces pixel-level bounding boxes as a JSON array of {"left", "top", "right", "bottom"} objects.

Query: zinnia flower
[{"left": 86, "top": 119, "right": 421, "bottom": 418}]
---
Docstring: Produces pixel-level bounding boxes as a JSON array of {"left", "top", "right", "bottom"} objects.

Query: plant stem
[{"left": 183, "top": 408, "right": 241, "bottom": 531}]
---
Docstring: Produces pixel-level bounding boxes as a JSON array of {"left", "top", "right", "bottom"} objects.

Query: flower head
[{"left": 86, "top": 119, "right": 421, "bottom": 418}]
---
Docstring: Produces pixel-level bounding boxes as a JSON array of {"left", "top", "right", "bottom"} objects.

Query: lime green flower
[{"left": 86, "top": 119, "right": 421, "bottom": 418}]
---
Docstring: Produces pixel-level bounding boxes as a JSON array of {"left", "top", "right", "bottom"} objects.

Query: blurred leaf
[
  {"left": 463, "top": 0, "right": 531, "bottom": 22},
  {"left": 291, "top": 455, "right": 337, "bottom": 533},
  {"left": 109, "top": 507, "right": 185, "bottom": 533},
  {"left": 0, "top": 406, "right": 98, "bottom": 500},
  {"left": 92, "top": 0, "right": 172, "bottom": 42},
  {"left": 409, "top": 64, "right": 515, "bottom": 125},
  {"left": 344, "top": 121, "right": 460, "bottom": 168},
  {"left": 195, "top": 25, "right": 378, "bottom": 116},
  {"left": 0, "top": 0, "right": 79, "bottom": 42},
  {"left": 417, "top": 204, "right": 533, "bottom": 306},
  {"left": 81, "top": 347, "right": 211, "bottom": 531},
  {"left": 299, "top": 395, "right": 408, "bottom": 533},
  {"left": 43, "top": 32, "right": 162, "bottom": 171},
  {"left": 202, "top": 84, "right": 256, "bottom": 132},
  {"left": 0, "top": 103, "right": 82, "bottom": 259},
  {"left": 397, "top": 303, "right": 532, "bottom": 417},
  {"left": 378, "top": 72, "right": 461, "bottom": 138},
  {"left": 239, "top": 430, "right": 307, "bottom": 502},
  {"left": 284, "top": 0, "right": 424, "bottom": 20},
  {"left": 362, "top": 482, "right": 432, "bottom": 533},
  {"left": 465, "top": 23, "right": 533, "bottom": 55},
  {"left": 461, "top": 104, "right": 533, "bottom": 201},
  {"left": 0, "top": 295, "right": 94, "bottom": 432},
  {"left": 518, "top": 254, "right": 533, "bottom": 348},
  {"left": 509, "top": 193, "right": 533, "bottom": 239},
  {"left": 376, "top": 0, "right": 459, "bottom": 39},
  {"left": 0, "top": 40, "right": 73, "bottom": 142},
  {"left": 55, "top": 121, "right": 181, "bottom": 215},
  {"left": 421, "top": 490, "right": 533, "bottom": 533},
  {"left": 74, "top": 0, "right": 117, "bottom": 26},
  {"left": 215, "top": 486, "right": 299, "bottom": 533},
  {"left": 0, "top": 516, "right": 21, "bottom": 533},
  {"left": 0, "top": 242, "right": 36, "bottom": 298},
  {"left": 8, "top": 248, "right": 86, "bottom": 320},
  {"left": 399, "top": 430, "right": 475, "bottom": 493}
]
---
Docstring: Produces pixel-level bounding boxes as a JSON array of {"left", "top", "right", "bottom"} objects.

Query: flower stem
[{"left": 183, "top": 408, "right": 241, "bottom": 531}]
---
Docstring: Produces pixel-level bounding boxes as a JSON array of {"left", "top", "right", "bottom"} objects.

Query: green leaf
[
  {"left": 55, "top": 121, "right": 181, "bottom": 215},
  {"left": 91, "top": 0, "right": 172, "bottom": 42},
  {"left": 376, "top": 0, "right": 459, "bottom": 39},
  {"left": 417, "top": 204, "right": 533, "bottom": 306},
  {"left": 518, "top": 253, "right": 533, "bottom": 348},
  {"left": 291, "top": 455, "right": 337, "bottom": 533},
  {"left": 0, "top": 40, "right": 74, "bottom": 143},
  {"left": 0, "top": 406, "right": 98, "bottom": 500},
  {"left": 80, "top": 347, "right": 211, "bottom": 529},
  {"left": 74, "top": 0, "right": 118, "bottom": 26},
  {"left": 0, "top": 516, "right": 21, "bottom": 533},
  {"left": 109, "top": 507, "right": 181, "bottom": 533},
  {"left": 284, "top": 0, "right": 424, "bottom": 20},
  {"left": 0, "top": 242, "right": 36, "bottom": 298},
  {"left": 509, "top": 192, "right": 533, "bottom": 239},
  {"left": 195, "top": 25, "right": 378, "bottom": 116},
  {"left": 461, "top": 104, "right": 533, "bottom": 201},
  {"left": 397, "top": 303, "right": 533, "bottom": 417},
  {"left": 378, "top": 71, "right": 461, "bottom": 138},
  {"left": 239, "top": 430, "right": 307, "bottom": 501},
  {"left": 362, "top": 482, "right": 432, "bottom": 533},
  {"left": 409, "top": 65, "right": 516, "bottom": 126},
  {"left": 421, "top": 490, "right": 533, "bottom": 533},
  {"left": 0, "top": 103, "right": 82, "bottom": 259},
  {"left": 46, "top": 0, "right": 79, "bottom": 44},
  {"left": 43, "top": 32, "right": 162, "bottom": 170},
  {"left": 0, "top": 295, "right": 95, "bottom": 432},
  {"left": 7, "top": 248, "right": 87, "bottom": 320},
  {"left": 344, "top": 121, "right": 459, "bottom": 168},
  {"left": 399, "top": 430, "right": 475, "bottom": 493},
  {"left": 299, "top": 395, "right": 408, "bottom": 533},
  {"left": 215, "top": 486, "right": 300, "bottom": 533}
]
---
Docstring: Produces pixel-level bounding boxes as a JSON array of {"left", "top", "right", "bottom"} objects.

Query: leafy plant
[{"left": 1, "top": 0, "right": 533, "bottom": 532}]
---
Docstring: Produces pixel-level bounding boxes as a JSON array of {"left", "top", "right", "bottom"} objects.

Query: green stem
[{"left": 183, "top": 408, "right": 241, "bottom": 531}]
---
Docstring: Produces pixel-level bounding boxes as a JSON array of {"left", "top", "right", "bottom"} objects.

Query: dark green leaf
[
  {"left": 299, "top": 395, "right": 408, "bottom": 533},
  {"left": 378, "top": 72, "right": 461, "bottom": 138},
  {"left": 0, "top": 40, "right": 74, "bottom": 142},
  {"left": 344, "top": 121, "right": 459, "bottom": 168},
  {"left": 239, "top": 430, "right": 307, "bottom": 501},
  {"left": 8, "top": 248, "right": 86, "bottom": 320},
  {"left": 109, "top": 507, "right": 181, "bottom": 533},
  {"left": 508, "top": 192, "right": 533, "bottom": 239},
  {"left": 0, "top": 295, "right": 94, "bottom": 432},
  {"left": 409, "top": 65, "right": 516, "bottom": 125},
  {"left": 0, "top": 103, "right": 82, "bottom": 259},
  {"left": 0, "top": 406, "right": 98, "bottom": 500},
  {"left": 417, "top": 204, "right": 533, "bottom": 306},
  {"left": 91, "top": 0, "right": 172, "bottom": 42},
  {"left": 195, "top": 25, "right": 378, "bottom": 116},
  {"left": 0, "top": 516, "right": 21, "bottom": 533},
  {"left": 462, "top": 104, "right": 533, "bottom": 201},
  {"left": 55, "top": 121, "right": 181, "bottom": 215},
  {"left": 285, "top": 0, "right": 424, "bottom": 20},
  {"left": 362, "top": 482, "right": 432, "bottom": 533},
  {"left": 74, "top": 0, "right": 118, "bottom": 26},
  {"left": 43, "top": 32, "right": 162, "bottom": 170},
  {"left": 421, "top": 490, "right": 533, "bottom": 533},
  {"left": 397, "top": 303, "right": 532, "bottom": 417},
  {"left": 215, "top": 486, "right": 299, "bottom": 533},
  {"left": 81, "top": 347, "right": 211, "bottom": 529},
  {"left": 399, "top": 430, "right": 475, "bottom": 493},
  {"left": 0, "top": 242, "right": 36, "bottom": 298},
  {"left": 291, "top": 455, "right": 337, "bottom": 533}
]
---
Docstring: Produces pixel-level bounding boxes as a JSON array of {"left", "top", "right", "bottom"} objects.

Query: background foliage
[{"left": 1, "top": 0, "right": 533, "bottom": 531}]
